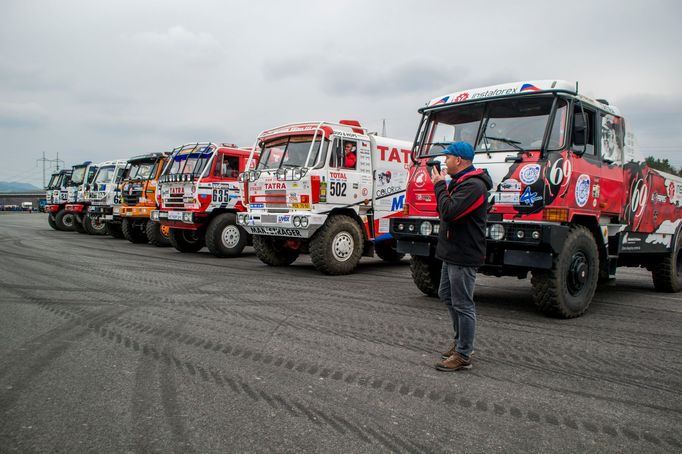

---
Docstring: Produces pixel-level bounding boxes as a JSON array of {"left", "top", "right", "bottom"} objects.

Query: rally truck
[
  {"left": 237, "top": 120, "right": 412, "bottom": 275},
  {"left": 119, "top": 152, "right": 171, "bottom": 246},
  {"left": 390, "top": 79, "right": 682, "bottom": 318},
  {"left": 64, "top": 161, "right": 98, "bottom": 234},
  {"left": 45, "top": 169, "right": 73, "bottom": 231},
  {"left": 151, "top": 143, "right": 256, "bottom": 257},
  {"left": 85, "top": 159, "right": 128, "bottom": 237}
]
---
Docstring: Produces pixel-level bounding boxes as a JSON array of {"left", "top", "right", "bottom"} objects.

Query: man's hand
[{"left": 431, "top": 166, "right": 446, "bottom": 185}]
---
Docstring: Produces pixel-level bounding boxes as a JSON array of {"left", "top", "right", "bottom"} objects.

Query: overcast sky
[{"left": 1, "top": 0, "right": 681, "bottom": 187}]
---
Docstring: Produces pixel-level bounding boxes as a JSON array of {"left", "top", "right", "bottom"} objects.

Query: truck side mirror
[{"left": 572, "top": 112, "right": 587, "bottom": 156}]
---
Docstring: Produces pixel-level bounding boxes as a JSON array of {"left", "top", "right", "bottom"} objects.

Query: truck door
[
  {"left": 327, "top": 138, "right": 364, "bottom": 208},
  {"left": 569, "top": 103, "right": 601, "bottom": 213},
  {"left": 598, "top": 113, "right": 625, "bottom": 217}
]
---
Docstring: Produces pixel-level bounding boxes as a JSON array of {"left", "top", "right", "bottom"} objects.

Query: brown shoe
[
  {"left": 441, "top": 342, "right": 457, "bottom": 359},
  {"left": 441, "top": 343, "right": 475, "bottom": 360},
  {"left": 435, "top": 352, "right": 472, "bottom": 372}
]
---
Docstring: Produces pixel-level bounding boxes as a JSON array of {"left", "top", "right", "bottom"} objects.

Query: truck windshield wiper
[{"left": 484, "top": 136, "right": 524, "bottom": 151}]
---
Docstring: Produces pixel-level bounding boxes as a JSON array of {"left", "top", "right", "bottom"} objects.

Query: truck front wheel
[
  {"left": 410, "top": 256, "right": 442, "bottom": 297},
  {"left": 374, "top": 240, "right": 406, "bottom": 263},
  {"left": 145, "top": 220, "right": 170, "bottom": 247},
  {"left": 651, "top": 232, "right": 682, "bottom": 292},
  {"left": 309, "top": 215, "right": 363, "bottom": 275},
  {"left": 55, "top": 209, "right": 75, "bottom": 231},
  {"left": 83, "top": 214, "right": 107, "bottom": 235},
  {"left": 122, "top": 218, "right": 149, "bottom": 244},
  {"left": 253, "top": 235, "right": 299, "bottom": 266},
  {"left": 206, "top": 213, "right": 247, "bottom": 257},
  {"left": 47, "top": 213, "right": 58, "bottom": 230},
  {"left": 169, "top": 228, "right": 205, "bottom": 253},
  {"left": 531, "top": 225, "right": 599, "bottom": 318}
]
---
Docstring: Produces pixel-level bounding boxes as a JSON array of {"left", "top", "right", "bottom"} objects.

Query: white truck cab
[
  {"left": 238, "top": 120, "right": 412, "bottom": 275},
  {"left": 86, "top": 159, "right": 128, "bottom": 236}
]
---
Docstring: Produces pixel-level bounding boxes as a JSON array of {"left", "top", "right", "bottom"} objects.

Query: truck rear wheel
[
  {"left": 410, "top": 256, "right": 441, "bottom": 297},
  {"left": 531, "top": 225, "right": 599, "bottom": 318},
  {"left": 253, "top": 235, "right": 299, "bottom": 266},
  {"left": 106, "top": 222, "right": 124, "bottom": 238},
  {"left": 651, "top": 232, "right": 682, "bottom": 292},
  {"left": 145, "top": 220, "right": 170, "bottom": 247},
  {"left": 374, "top": 240, "right": 405, "bottom": 263},
  {"left": 169, "top": 228, "right": 205, "bottom": 253},
  {"left": 55, "top": 209, "right": 75, "bottom": 231},
  {"left": 122, "top": 218, "right": 149, "bottom": 244},
  {"left": 83, "top": 214, "right": 107, "bottom": 235},
  {"left": 73, "top": 214, "right": 87, "bottom": 234},
  {"left": 206, "top": 213, "right": 247, "bottom": 257},
  {"left": 48, "top": 213, "right": 58, "bottom": 230},
  {"left": 309, "top": 215, "right": 363, "bottom": 275}
]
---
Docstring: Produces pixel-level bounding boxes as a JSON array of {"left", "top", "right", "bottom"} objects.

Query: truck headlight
[
  {"left": 396, "top": 223, "right": 404, "bottom": 231},
  {"left": 489, "top": 224, "right": 505, "bottom": 240},
  {"left": 531, "top": 230, "right": 541, "bottom": 240},
  {"left": 293, "top": 216, "right": 301, "bottom": 227},
  {"left": 182, "top": 212, "right": 193, "bottom": 223},
  {"left": 300, "top": 216, "right": 309, "bottom": 228},
  {"left": 419, "top": 221, "right": 433, "bottom": 236}
]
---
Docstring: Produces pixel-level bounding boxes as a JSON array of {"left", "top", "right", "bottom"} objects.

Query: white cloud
[
  {"left": 0, "top": 102, "right": 49, "bottom": 129},
  {"left": 128, "top": 26, "right": 223, "bottom": 61}
]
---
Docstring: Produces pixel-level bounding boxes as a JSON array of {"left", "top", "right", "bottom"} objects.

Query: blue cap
[{"left": 443, "top": 141, "right": 474, "bottom": 160}]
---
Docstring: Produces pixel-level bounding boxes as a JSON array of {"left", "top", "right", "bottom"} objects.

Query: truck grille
[{"left": 123, "top": 189, "right": 142, "bottom": 205}]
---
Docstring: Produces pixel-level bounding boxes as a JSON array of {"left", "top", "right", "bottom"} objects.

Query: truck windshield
[
  {"left": 418, "top": 95, "right": 567, "bottom": 157},
  {"left": 86, "top": 166, "right": 98, "bottom": 184},
  {"left": 124, "top": 161, "right": 156, "bottom": 180},
  {"left": 257, "top": 136, "right": 324, "bottom": 170},
  {"left": 94, "top": 166, "right": 116, "bottom": 184},
  {"left": 167, "top": 146, "right": 213, "bottom": 176},
  {"left": 47, "top": 174, "right": 59, "bottom": 189},
  {"left": 71, "top": 166, "right": 87, "bottom": 185}
]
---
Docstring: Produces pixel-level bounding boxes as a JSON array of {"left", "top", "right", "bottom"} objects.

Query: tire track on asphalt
[
  {"left": 33, "top": 301, "right": 432, "bottom": 454},
  {"left": 32, "top": 300, "right": 682, "bottom": 452}
]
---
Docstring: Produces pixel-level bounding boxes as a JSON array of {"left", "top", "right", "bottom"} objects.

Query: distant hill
[{"left": 0, "top": 181, "right": 42, "bottom": 192}]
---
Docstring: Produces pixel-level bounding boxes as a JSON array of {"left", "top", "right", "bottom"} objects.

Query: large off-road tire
[
  {"left": 253, "top": 235, "right": 300, "bottom": 266},
  {"left": 145, "top": 220, "right": 170, "bottom": 247},
  {"left": 309, "top": 215, "right": 363, "bottom": 275},
  {"left": 83, "top": 214, "right": 107, "bottom": 235},
  {"left": 168, "top": 228, "right": 205, "bottom": 253},
  {"left": 121, "top": 218, "right": 149, "bottom": 244},
  {"left": 55, "top": 209, "right": 75, "bottom": 231},
  {"left": 106, "top": 222, "right": 124, "bottom": 239},
  {"left": 531, "top": 225, "right": 599, "bottom": 318},
  {"left": 47, "top": 213, "right": 58, "bottom": 231},
  {"left": 410, "top": 255, "right": 442, "bottom": 297},
  {"left": 374, "top": 240, "right": 406, "bottom": 263},
  {"left": 651, "top": 232, "right": 682, "bottom": 292},
  {"left": 73, "top": 214, "right": 87, "bottom": 234},
  {"left": 205, "top": 213, "right": 248, "bottom": 257}
]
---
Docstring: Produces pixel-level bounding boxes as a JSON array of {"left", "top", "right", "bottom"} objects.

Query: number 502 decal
[{"left": 329, "top": 181, "right": 347, "bottom": 197}]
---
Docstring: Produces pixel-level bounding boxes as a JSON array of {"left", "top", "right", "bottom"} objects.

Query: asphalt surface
[{"left": 0, "top": 212, "right": 680, "bottom": 453}]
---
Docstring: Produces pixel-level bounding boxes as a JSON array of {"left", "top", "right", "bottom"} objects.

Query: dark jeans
[{"left": 438, "top": 262, "right": 477, "bottom": 358}]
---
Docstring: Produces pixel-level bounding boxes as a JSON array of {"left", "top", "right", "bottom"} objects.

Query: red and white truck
[
  {"left": 390, "top": 80, "right": 682, "bottom": 317},
  {"left": 45, "top": 169, "right": 73, "bottom": 231},
  {"left": 237, "top": 120, "right": 412, "bottom": 275},
  {"left": 64, "top": 161, "right": 99, "bottom": 234},
  {"left": 151, "top": 143, "right": 256, "bottom": 257}
]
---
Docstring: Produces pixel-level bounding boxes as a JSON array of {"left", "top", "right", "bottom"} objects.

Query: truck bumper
[
  {"left": 238, "top": 212, "right": 325, "bottom": 239},
  {"left": 391, "top": 218, "right": 569, "bottom": 270}
]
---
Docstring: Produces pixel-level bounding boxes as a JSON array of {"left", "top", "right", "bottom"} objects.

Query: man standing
[
  {"left": 430, "top": 142, "right": 492, "bottom": 371},
  {"left": 343, "top": 142, "right": 357, "bottom": 169}
]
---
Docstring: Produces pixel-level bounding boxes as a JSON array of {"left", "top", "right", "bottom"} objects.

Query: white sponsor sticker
[
  {"left": 519, "top": 164, "right": 541, "bottom": 185},
  {"left": 492, "top": 192, "right": 520, "bottom": 204},
  {"left": 168, "top": 211, "right": 183, "bottom": 220},
  {"left": 575, "top": 174, "right": 591, "bottom": 207},
  {"left": 499, "top": 178, "right": 521, "bottom": 192}
]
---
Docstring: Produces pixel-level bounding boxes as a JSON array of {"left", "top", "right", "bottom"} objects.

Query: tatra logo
[
  {"left": 265, "top": 182, "right": 286, "bottom": 190},
  {"left": 377, "top": 146, "right": 411, "bottom": 164}
]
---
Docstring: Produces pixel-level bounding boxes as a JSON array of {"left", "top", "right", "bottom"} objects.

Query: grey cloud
[{"left": 0, "top": 102, "right": 49, "bottom": 129}]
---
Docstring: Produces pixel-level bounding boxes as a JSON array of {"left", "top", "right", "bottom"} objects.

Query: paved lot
[{"left": 0, "top": 213, "right": 680, "bottom": 453}]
